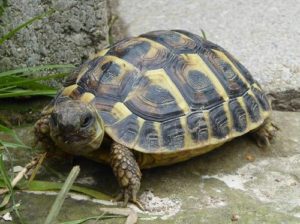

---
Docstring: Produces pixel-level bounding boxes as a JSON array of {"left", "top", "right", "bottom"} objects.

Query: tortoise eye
[{"left": 81, "top": 114, "right": 93, "bottom": 128}]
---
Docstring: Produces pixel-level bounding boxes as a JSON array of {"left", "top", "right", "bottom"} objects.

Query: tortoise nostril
[{"left": 51, "top": 113, "right": 58, "bottom": 126}]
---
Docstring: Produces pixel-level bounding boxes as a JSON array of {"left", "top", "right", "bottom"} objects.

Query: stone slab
[
  {"left": 115, "top": 0, "right": 300, "bottom": 94},
  {"left": 0, "top": 0, "right": 109, "bottom": 71}
]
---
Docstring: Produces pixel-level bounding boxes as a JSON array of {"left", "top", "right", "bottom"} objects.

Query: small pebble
[{"left": 231, "top": 214, "right": 240, "bottom": 222}]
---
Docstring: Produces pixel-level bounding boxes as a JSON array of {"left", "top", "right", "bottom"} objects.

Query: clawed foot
[
  {"left": 114, "top": 186, "right": 144, "bottom": 210},
  {"left": 251, "top": 120, "right": 279, "bottom": 147},
  {"left": 33, "top": 115, "right": 55, "bottom": 149},
  {"left": 110, "top": 143, "right": 143, "bottom": 210}
]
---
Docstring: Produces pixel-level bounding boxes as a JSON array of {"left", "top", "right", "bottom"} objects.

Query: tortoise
[{"left": 34, "top": 30, "right": 277, "bottom": 206}]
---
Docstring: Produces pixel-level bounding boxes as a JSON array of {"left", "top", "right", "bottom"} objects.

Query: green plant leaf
[
  {"left": 26, "top": 180, "right": 111, "bottom": 200},
  {"left": 44, "top": 166, "right": 81, "bottom": 224},
  {"left": 0, "top": 9, "right": 55, "bottom": 45},
  {"left": 0, "top": 194, "right": 11, "bottom": 208},
  {"left": 0, "top": 124, "right": 25, "bottom": 145},
  {"left": 0, "top": 76, "right": 52, "bottom": 90},
  {"left": 0, "top": 73, "right": 68, "bottom": 89},
  {"left": 0, "top": 0, "right": 8, "bottom": 17},
  {"left": 0, "top": 154, "right": 13, "bottom": 208},
  {"left": 0, "top": 64, "right": 74, "bottom": 78},
  {"left": 0, "top": 141, "right": 31, "bottom": 149},
  {"left": 201, "top": 29, "right": 207, "bottom": 40},
  {"left": 0, "top": 66, "right": 73, "bottom": 98},
  {"left": 0, "top": 90, "right": 57, "bottom": 98},
  {"left": 0, "top": 123, "right": 15, "bottom": 135}
]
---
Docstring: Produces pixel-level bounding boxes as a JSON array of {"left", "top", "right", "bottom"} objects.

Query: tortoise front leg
[
  {"left": 34, "top": 115, "right": 55, "bottom": 149},
  {"left": 110, "top": 142, "right": 142, "bottom": 206}
]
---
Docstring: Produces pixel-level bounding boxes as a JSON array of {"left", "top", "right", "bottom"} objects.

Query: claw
[
  {"left": 113, "top": 189, "right": 144, "bottom": 211},
  {"left": 251, "top": 120, "right": 278, "bottom": 148}
]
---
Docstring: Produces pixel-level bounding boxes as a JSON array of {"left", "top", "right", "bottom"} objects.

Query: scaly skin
[
  {"left": 34, "top": 115, "right": 55, "bottom": 150},
  {"left": 110, "top": 142, "right": 142, "bottom": 207},
  {"left": 251, "top": 119, "right": 279, "bottom": 147}
]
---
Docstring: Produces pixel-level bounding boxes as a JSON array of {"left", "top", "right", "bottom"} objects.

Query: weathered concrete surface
[
  {"left": 1, "top": 111, "right": 300, "bottom": 223},
  {"left": 0, "top": 0, "right": 108, "bottom": 71},
  {"left": 115, "top": 0, "right": 300, "bottom": 95}
]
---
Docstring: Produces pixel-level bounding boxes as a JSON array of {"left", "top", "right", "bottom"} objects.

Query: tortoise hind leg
[
  {"left": 250, "top": 119, "right": 279, "bottom": 147},
  {"left": 110, "top": 142, "right": 142, "bottom": 207}
]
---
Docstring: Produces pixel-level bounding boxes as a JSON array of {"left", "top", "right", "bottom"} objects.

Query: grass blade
[
  {"left": 0, "top": 123, "right": 15, "bottom": 135},
  {"left": 0, "top": 194, "right": 11, "bottom": 208},
  {"left": 0, "top": 9, "right": 55, "bottom": 45},
  {"left": 201, "top": 29, "right": 207, "bottom": 40},
  {"left": 0, "top": 141, "right": 31, "bottom": 149},
  {"left": 0, "top": 123, "right": 26, "bottom": 145},
  {"left": 26, "top": 180, "right": 111, "bottom": 200},
  {"left": 0, "top": 64, "right": 74, "bottom": 78},
  {"left": 0, "top": 73, "right": 68, "bottom": 88},
  {"left": 0, "top": 154, "right": 13, "bottom": 208},
  {"left": 0, "top": 90, "right": 57, "bottom": 98},
  {"left": 44, "top": 166, "right": 80, "bottom": 224},
  {"left": 0, "top": 0, "right": 8, "bottom": 17}
]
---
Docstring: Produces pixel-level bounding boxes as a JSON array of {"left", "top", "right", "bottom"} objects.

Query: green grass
[
  {"left": 0, "top": 0, "right": 8, "bottom": 17},
  {"left": 0, "top": 152, "right": 24, "bottom": 223},
  {"left": 0, "top": 64, "right": 74, "bottom": 98},
  {"left": 0, "top": 9, "right": 55, "bottom": 45}
]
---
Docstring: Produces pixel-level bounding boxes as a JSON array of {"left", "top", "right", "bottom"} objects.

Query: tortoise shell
[{"left": 59, "top": 30, "right": 271, "bottom": 167}]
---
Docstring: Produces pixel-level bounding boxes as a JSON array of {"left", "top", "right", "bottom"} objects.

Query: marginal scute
[
  {"left": 209, "top": 104, "right": 229, "bottom": 139},
  {"left": 161, "top": 118, "right": 185, "bottom": 150},
  {"left": 251, "top": 85, "right": 270, "bottom": 111},
  {"left": 243, "top": 92, "right": 261, "bottom": 122},
  {"left": 186, "top": 112, "right": 208, "bottom": 142},
  {"left": 138, "top": 121, "right": 160, "bottom": 151},
  {"left": 229, "top": 99, "right": 247, "bottom": 132}
]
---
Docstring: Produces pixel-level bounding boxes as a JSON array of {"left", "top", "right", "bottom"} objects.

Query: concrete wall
[{"left": 0, "top": 0, "right": 109, "bottom": 70}]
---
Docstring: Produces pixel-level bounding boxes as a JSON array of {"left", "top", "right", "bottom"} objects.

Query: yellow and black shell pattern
[{"left": 61, "top": 30, "right": 271, "bottom": 154}]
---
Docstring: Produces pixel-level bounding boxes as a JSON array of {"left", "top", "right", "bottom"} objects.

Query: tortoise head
[{"left": 48, "top": 99, "right": 104, "bottom": 155}]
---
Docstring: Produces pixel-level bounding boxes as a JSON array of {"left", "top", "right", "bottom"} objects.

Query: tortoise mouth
[{"left": 61, "top": 134, "right": 85, "bottom": 144}]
